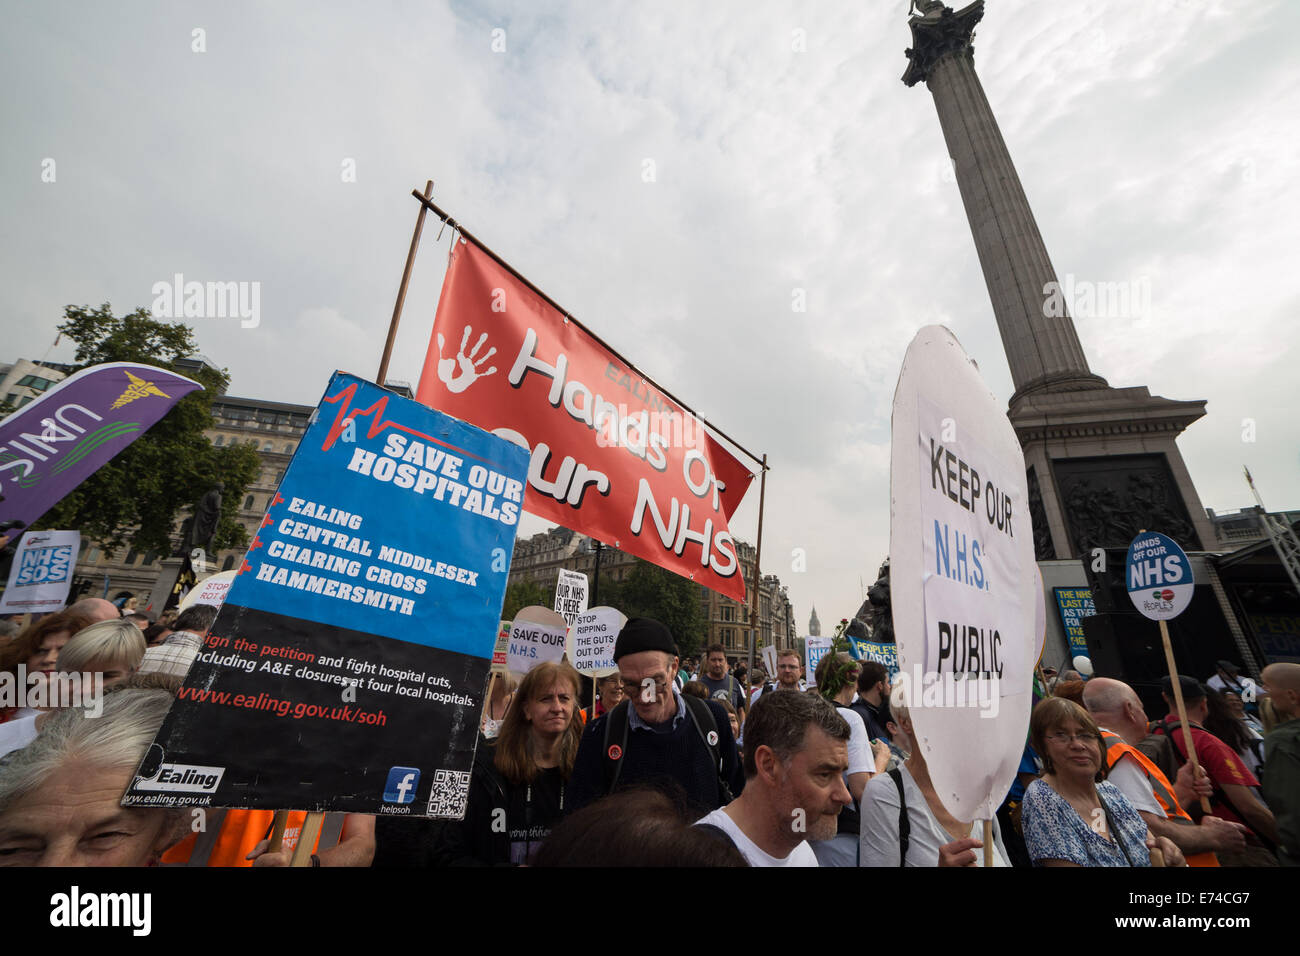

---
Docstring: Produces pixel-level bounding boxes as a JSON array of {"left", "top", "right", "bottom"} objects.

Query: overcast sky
[{"left": 3, "top": 0, "right": 1297, "bottom": 632}]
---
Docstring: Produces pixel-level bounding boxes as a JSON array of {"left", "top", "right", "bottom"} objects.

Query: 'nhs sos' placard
[{"left": 1125, "top": 531, "right": 1193, "bottom": 621}]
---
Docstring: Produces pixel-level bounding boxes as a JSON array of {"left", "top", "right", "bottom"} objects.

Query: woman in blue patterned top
[{"left": 1022, "top": 698, "right": 1184, "bottom": 867}]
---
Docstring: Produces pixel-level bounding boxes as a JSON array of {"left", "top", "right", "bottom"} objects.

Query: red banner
[{"left": 417, "top": 239, "right": 753, "bottom": 601}]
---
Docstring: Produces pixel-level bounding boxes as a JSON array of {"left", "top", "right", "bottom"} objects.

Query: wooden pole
[
  {"left": 983, "top": 819, "right": 993, "bottom": 867},
  {"left": 377, "top": 179, "right": 435, "bottom": 386},
  {"left": 1158, "top": 618, "right": 1212, "bottom": 815},
  {"left": 267, "top": 810, "right": 289, "bottom": 855},
  {"left": 483, "top": 670, "right": 498, "bottom": 733},
  {"left": 290, "top": 812, "right": 326, "bottom": 867},
  {"left": 746, "top": 455, "right": 768, "bottom": 676}
]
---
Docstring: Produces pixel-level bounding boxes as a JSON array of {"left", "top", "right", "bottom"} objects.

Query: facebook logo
[{"left": 383, "top": 766, "right": 420, "bottom": 804}]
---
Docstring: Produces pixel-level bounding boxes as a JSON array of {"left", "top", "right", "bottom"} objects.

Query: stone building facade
[{"left": 68, "top": 388, "right": 316, "bottom": 608}]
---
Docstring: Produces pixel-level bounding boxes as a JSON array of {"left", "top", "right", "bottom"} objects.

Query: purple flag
[{"left": 0, "top": 362, "right": 203, "bottom": 531}]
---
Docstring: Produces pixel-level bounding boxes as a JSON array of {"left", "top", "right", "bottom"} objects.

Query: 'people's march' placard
[{"left": 124, "top": 372, "right": 528, "bottom": 818}]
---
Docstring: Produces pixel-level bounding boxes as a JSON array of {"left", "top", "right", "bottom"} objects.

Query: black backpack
[{"left": 601, "top": 697, "right": 734, "bottom": 805}]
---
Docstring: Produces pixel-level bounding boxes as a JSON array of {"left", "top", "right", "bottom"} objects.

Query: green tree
[
  {"left": 32, "top": 304, "right": 260, "bottom": 555},
  {"left": 501, "top": 578, "right": 554, "bottom": 621},
  {"left": 615, "top": 559, "right": 707, "bottom": 659}
]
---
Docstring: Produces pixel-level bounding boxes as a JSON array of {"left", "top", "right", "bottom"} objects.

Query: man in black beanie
[{"left": 566, "top": 618, "right": 744, "bottom": 817}]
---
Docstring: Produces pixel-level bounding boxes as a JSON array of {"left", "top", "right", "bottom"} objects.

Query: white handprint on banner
[{"left": 436, "top": 326, "right": 498, "bottom": 394}]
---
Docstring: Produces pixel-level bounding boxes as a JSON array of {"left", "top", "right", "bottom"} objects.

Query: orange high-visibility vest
[
  {"left": 162, "top": 810, "right": 325, "bottom": 867},
  {"left": 1102, "top": 730, "right": 1218, "bottom": 867}
]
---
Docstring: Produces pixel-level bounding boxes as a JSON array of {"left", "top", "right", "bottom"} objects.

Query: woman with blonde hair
[
  {"left": 56, "top": 618, "right": 147, "bottom": 688},
  {"left": 431, "top": 660, "right": 584, "bottom": 865}
]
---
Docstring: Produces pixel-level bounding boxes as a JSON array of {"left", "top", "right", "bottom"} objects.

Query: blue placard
[
  {"left": 1125, "top": 531, "right": 1194, "bottom": 621},
  {"left": 846, "top": 636, "right": 900, "bottom": 681},
  {"left": 1053, "top": 587, "right": 1095, "bottom": 659},
  {"left": 124, "top": 373, "right": 533, "bottom": 814},
  {"left": 233, "top": 372, "right": 530, "bottom": 657}
]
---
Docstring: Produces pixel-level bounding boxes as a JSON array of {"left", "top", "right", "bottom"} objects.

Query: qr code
[{"left": 427, "top": 769, "right": 471, "bottom": 818}]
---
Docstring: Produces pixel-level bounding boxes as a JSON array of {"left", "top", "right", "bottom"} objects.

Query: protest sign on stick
[
  {"left": 553, "top": 569, "right": 589, "bottom": 628},
  {"left": 123, "top": 372, "right": 528, "bottom": 817},
  {"left": 179, "top": 570, "right": 237, "bottom": 613},
  {"left": 569, "top": 605, "right": 626, "bottom": 710},
  {"left": 0, "top": 530, "right": 79, "bottom": 614},
  {"left": 890, "top": 325, "right": 1037, "bottom": 832},
  {"left": 568, "top": 606, "right": 625, "bottom": 675},
  {"left": 507, "top": 605, "right": 568, "bottom": 675},
  {"left": 490, "top": 621, "right": 510, "bottom": 674},
  {"left": 1125, "top": 529, "right": 1210, "bottom": 814},
  {"left": 804, "top": 637, "right": 832, "bottom": 687},
  {"left": 846, "top": 637, "right": 900, "bottom": 682}
]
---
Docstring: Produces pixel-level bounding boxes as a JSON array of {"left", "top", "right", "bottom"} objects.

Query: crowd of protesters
[{"left": 1, "top": 599, "right": 1297, "bottom": 868}]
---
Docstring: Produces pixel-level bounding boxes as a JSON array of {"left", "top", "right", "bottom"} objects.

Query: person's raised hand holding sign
[{"left": 938, "top": 836, "right": 984, "bottom": 867}]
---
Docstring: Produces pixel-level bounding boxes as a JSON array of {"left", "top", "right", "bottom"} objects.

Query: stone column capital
[{"left": 902, "top": 1, "right": 985, "bottom": 88}]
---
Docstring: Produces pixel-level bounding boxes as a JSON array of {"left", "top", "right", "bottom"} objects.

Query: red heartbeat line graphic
[{"left": 318, "top": 381, "right": 498, "bottom": 468}]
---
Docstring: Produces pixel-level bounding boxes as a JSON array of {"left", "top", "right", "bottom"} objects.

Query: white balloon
[{"left": 1073, "top": 655, "right": 1094, "bottom": 677}]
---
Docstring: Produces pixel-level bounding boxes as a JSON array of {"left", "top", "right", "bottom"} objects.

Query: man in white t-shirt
[
  {"left": 810, "top": 651, "right": 890, "bottom": 866},
  {"left": 695, "top": 690, "right": 851, "bottom": 866},
  {"left": 860, "top": 684, "right": 1010, "bottom": 867}
]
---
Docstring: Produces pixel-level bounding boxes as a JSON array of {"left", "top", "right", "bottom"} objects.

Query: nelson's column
[{"left": 902, "top": 1, "right": 1218, "bottom": 560}]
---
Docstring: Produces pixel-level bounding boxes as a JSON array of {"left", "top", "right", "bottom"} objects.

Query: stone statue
[
  {"left": 1027, "top": 468, "right": 1056, "bottom": 561},
  {"left": 188, "top": 481, "right": 224, "bottom": 554},
  {"left": 867, "top": 559, "right": 894, "bottom": 645}
]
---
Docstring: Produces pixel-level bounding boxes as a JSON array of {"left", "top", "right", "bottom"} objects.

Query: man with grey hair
[
  {"left": 1083, "top": 677, "right": 1246, "bottom": 866},
  {"left": 138, "top": 603, "right": 220, "bottom": 679},
  {"left": 67, "top": 596, "right": 121, "bottom": 623},
  {"left": 694, "top": 690, "right": 852, "bottom": 866},
  {"left": 0, "top": 689, "right": 188, "bottom": 866}
]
